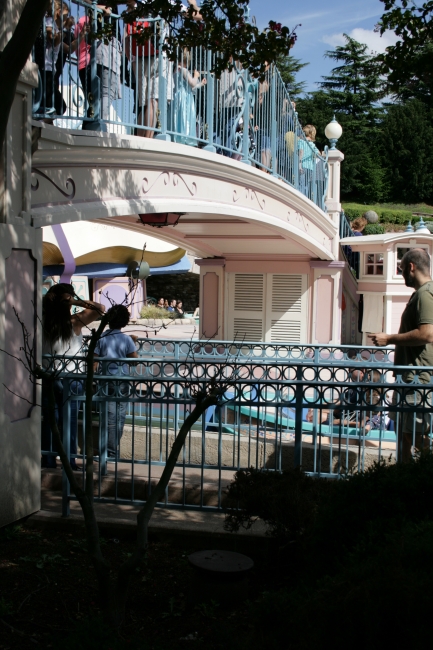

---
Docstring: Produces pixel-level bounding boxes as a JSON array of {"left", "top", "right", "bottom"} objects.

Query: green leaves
[
  {"left": 115, "top": 0, "right": 298, "bottom": 78},
  {"left": 377, "top": 0, "right": 433, "bottom": 104}
]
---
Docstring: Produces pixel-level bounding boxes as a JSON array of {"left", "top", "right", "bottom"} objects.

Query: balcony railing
[
  {"left": 41, "top": 341, "right": 433, "bottom": 516},
  {"left": 33, "top": 0, "right": 328, "bottom": 211},
  {"left": 340, "top": 210, "right": 359, "bottom": 278}
]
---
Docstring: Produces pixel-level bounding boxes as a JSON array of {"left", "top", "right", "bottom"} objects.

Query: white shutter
[
  {"left": 265, "top": 274, "right": 307, "bottom": 343},
  {"left": 228, "top": 274, "right": 265, "bottom": 341},
  {"left": 227, "top": 273, "right": 307, "bottom": 343}
]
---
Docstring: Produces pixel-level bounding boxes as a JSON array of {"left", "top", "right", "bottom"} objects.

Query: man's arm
[{"left": 369, "top": 323, "right": 433, "bottom": 347}]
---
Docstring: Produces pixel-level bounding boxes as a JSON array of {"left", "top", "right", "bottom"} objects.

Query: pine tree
[
  {"left": 275, "top": 54, "right": 309, "bottom": 99},
  {"left": 298, "top": 35, "right": 385, "bottom": 202},
  {"left": 380, "top": 99, "right": 433, "bottom": 203}
]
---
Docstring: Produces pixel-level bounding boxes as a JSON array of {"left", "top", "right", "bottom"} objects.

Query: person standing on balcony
[
  {"left": 94, "top": 305, "right": 138, "bottom": 459},
  {"left": 171, "top": 48, "right": 207, "bottom": 145},
  {"left": 35, "top": 1, "right": 72, "bottom": 122},
  {"left": 298, "top": 124, "right": 320, "bottom": 198},
  {"left": 42, "top": 283, "right": 105, "bottom": 470},
  {"left": 75, "top": 1, "right": 116, "bottom": 125},
  {"left": 125, "top": 0, "right": 202, "bottom": 138},
  {"left": 369, "top": 248, "right": 433, "bottom": 462}
]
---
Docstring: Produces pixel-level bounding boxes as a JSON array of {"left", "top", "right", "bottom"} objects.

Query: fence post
[
  {"left": 203, "top": 50, "right": 216, "bottom": 152},
  {"left": 241, "top": 69, "right": 251, "bottom": 165},
  {"left": 294, "top": 365, "right": 303, "bottom": 468},
  {"left": 270, "top": 66, "right": 277, "bottom": 176},
  {"left": 311, "top": 148, "right": 317, "bottom": 205},
  {"left": 293, "top": 119, "right": 299, "bottom": 190},
  {"left": 62, "top": 379, "right": 71, "bottom": 518}
]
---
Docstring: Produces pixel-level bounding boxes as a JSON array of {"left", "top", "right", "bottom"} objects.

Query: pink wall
[
  {"left": 202, "top": 272, "right": 219, "bottom": 339},
  {"left": 315, "top": 275, "right": 333, "bottom": 344},
  {"left": 5, "top": 250, "right": 37, "bottom": 421}
]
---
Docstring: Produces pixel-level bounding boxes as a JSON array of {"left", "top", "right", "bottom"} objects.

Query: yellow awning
[{"left": 43, "top": 244, "right": 186, "bottom": 269}]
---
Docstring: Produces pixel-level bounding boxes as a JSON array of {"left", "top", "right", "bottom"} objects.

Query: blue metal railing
[
  {"left": 33, "top": 0, "right": 328, "bottom": 211},
  {"left": 80, "top": 337, "right": 395, "bottom": 363},
  {"left": 41, "top": 341, "right": 433, "bottom": 515},
  {"left": 340, "top": 210, "right": 360, "bottom": 278}
]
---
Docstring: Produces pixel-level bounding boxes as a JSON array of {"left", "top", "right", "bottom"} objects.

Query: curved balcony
[{"left": 32, "top": 0, "right": 329, "bottom": 212}]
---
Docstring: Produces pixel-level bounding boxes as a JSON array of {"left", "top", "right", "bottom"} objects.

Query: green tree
[
  {"left": 377, "top": 0, "right": 433, "bottom": 105},
  {"left": 380, "top": 99, "right": 433, "bottom": 203},
  {"left": 298, "top": 35, "right": 385, "bottom": 202},
  {"left": 275, "top": 54, "right": 308, "bottom": 99}
]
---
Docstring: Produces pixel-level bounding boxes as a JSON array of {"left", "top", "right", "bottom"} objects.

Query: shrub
[
  {"left": 343, "top": 204, "right": 413, "bottom": 224},
  {"left": 224, "top": 468, "right": 333, "bottom": 544},
  {"left": 248, "top": 520, "right": 433, "bottom": 650},
  {"left": 364, "top": 223, "right": 385, "bottom": 235},
  {"left": 139, "top": 306, "right": 176, "bottom": 319},
  {"left": 225, "top": 457, "right": 433, "bottom": 649}
]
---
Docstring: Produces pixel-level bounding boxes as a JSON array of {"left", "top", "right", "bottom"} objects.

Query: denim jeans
[
  {"left": 106, "top": 381, "right": 129, "bottom": 456},
  {"left": 41, "top": 379, "right": 83, "bottom": 468}
]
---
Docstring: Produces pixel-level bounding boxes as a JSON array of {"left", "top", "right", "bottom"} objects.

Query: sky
[{"left": 248, "top": 0, "right": 400, "bottom": 93}]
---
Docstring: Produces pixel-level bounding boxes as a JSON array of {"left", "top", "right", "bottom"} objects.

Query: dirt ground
[{"left": 0, "top": 524, "right": 273, "bottom": 650}]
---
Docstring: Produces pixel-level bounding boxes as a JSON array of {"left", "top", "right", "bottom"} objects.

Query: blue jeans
[
  {"left": 41, "top": 379, "right": 83, "bottom": 468},
  {"left": 106, "top": 382, "right": 129, "bottom": 456}
]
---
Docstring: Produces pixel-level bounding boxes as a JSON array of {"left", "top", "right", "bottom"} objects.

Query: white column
[{"left": 325, "top": 149, "right": 345, "bottom": 259}]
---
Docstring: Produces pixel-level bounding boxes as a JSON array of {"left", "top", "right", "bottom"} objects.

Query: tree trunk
[{"left": 0, "top": 0, "right": 48, "bottom": 160}]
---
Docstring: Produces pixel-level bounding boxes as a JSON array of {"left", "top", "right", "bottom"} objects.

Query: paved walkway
[{"left": 34, "top": 464, "right": 267, "bottom": 543}]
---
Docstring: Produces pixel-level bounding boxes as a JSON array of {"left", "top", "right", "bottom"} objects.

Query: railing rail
[
  {"left": 82, "top": 337, "right": 395, "bottom": 363},
  {"left": 33, "top": 0, "right": 328, "bottom": 210}
]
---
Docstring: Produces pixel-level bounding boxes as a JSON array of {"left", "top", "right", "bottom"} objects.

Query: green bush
[
  {"left": 343, "top": 203, "right": 413, "bottom": 224},
  {"left": 139, "top": 306, "right": 176, "bottom": 320},
  {"left": 248, "top": 520, "right": 433, "bottom": 650},
  {"left": 225, "top": 458, "right": 433, "bottom": 649},
  {"left": 364, "top": 223, "right": 385, "bottom": 235}
]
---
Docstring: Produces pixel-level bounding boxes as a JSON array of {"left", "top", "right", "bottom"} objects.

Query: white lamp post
[{"left": 325, "top": 116, "right": 343, "bottom": 150}]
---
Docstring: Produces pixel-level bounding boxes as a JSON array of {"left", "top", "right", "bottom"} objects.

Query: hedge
[
  {"left": 364, "top": 223, "right": 385, "bottom": 235},
  {"left": 343, "top": 204, "right": 413, "bottom": 224}
]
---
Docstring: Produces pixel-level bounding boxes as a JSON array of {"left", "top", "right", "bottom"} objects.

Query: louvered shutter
[
  {"left": 228, "top": 273, "right": 265, "bottom": 341},
  {"left": 265, "top": 274, "right": 307, "bottom": 343}
]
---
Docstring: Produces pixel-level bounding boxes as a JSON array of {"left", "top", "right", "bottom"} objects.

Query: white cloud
[{"left": 322, "top": 28, "right": 399, "bottom": 54}]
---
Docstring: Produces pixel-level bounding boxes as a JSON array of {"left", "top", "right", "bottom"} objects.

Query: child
[
  {"left": 94, "top": 305, "right": 138, "bottom": 458},
  {"left": 171, "top": 48, "right": 207, "bottom": 146}
]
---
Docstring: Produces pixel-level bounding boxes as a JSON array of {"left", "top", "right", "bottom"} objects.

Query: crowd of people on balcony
[{"left": 34, "top": 0, "right": 326, "bottom": 202}]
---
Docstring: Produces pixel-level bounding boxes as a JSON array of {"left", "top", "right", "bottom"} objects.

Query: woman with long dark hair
[{"left": 42, "top": 283, "right": 105, "bottom": 469}]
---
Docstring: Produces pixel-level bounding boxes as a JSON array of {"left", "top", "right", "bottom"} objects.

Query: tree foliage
[
  {"left": 104, "top": 0, "right": 298, "bottom": 78},
  {"left": 380, "top": 99, "right": 433, "bottom": 203},
  {"left": 297, "top": 35, "right": 385, "bottom": 203},
  {"left": 377, "top": 0, "right": 433, "bottom": 105},
  {"left": 275, "top": 54, "right": 308, "bottom": 99}
]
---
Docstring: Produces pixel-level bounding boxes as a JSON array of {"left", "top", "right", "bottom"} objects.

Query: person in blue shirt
[
  {"left": 94, "top": 305, "right": 138, "bottom": 458},
  {"left": 298, "top": 124, "right": 320, "bottom": 198}
]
